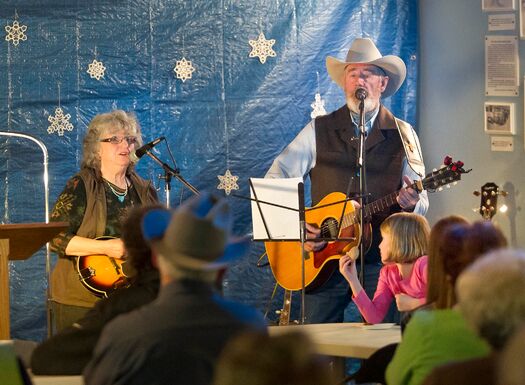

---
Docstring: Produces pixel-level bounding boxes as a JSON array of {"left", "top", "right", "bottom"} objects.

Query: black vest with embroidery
[{"left": 310, "top": 104, "right": 404, "bottom": 227}]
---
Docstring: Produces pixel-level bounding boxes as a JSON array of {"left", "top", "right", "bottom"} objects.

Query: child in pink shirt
[{"left": 339, "top": 212, "right": 430, "bottom": 324}]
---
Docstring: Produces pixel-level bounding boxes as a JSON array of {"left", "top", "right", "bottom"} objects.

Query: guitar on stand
[
  {"left": 473, "top": 182, "right": 508, "bottom": 220},
  {"left": 276, "top": 289, "right": 293, "bottom": 326}
]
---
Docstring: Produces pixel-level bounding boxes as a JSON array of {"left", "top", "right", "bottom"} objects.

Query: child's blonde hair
[{"left": 379, "top": 212, "right": 430, "bottom": 263}]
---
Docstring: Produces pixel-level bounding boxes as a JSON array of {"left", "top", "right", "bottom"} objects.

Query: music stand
[
  {"left": 0, "top": 222, "right": 67, "bottom": 339},
  {"left": 249, "top": 178, "right": 356, "bottom": 324}
]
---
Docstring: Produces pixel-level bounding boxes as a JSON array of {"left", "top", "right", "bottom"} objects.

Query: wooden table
[{"left": 269, "top": 322, "right": 401, "bottom": 359}]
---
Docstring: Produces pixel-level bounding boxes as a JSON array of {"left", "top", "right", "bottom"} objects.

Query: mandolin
[{"left": 75, "top": 236, "right": 130, "bottom": 297}]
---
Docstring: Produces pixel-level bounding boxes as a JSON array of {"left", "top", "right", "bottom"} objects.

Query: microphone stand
[
  {"left": 357, "top": 97, "right": 367, "bottom": 288},
  {"left": 142, "top": 150, "right": 199, "bottom": 197}
]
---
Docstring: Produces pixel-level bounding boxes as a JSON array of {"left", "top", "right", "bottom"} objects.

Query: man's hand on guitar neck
[
  {"left": 397, "top": 175, "right": 420, "bottom": 212},
  {"left": 304, "top": 223, "right": 326, "bottom": 252}
]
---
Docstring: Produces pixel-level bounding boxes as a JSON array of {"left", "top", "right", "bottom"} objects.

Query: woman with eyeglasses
[{"left": 48, "top": 110, "right": 158, "bottom": 333}]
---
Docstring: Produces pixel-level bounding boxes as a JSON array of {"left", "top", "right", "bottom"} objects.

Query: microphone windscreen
[{"left": 129, "top": 151, "right": 140, "bottom": 163}]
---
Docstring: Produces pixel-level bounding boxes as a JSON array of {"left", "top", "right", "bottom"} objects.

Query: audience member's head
[
  {"left": 213, "top": 331, "right": 334, "bottom": 385},
  {"left": 142, "top": 192, "right": 249, "bottom": 286},
  {"left": 427, "top": 219, "right": 507, "bottom": 309},
  {"left": 121, "top": 203, "right": 164, "bottom": 278},
  {"left": 426, "top": 215, "right": 469, "bottom": 309},
  {"left": 379, "top": 212, "right": 430, "bottom": 264},
  {"left": 457, "top": 248, "right": 525, "bottom": 350},
  {"left": 498, "top": 324, "right": 525, "bottom": 385}
]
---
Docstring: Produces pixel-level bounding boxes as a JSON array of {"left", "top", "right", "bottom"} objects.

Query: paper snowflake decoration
[
  {"left": 173, "top": 57, "right": 195, "bottom": 82},
  {"left": 5, "top": 20, "right": 27, "bottom": 46},
  {"left": 47, "top": 107, "right": 74, "bottom": 136},
  {"left": 87, "top": 59, "right": 106, "bottom": 80},
  {"left": 217, "top": 169, "right": 239, "bottom": 195},
  {"left": 248, "top": 32, "right": 276, "bottom": 64},
  {"left": 310, "top": 93, "right": 327, "bottom": 119}
]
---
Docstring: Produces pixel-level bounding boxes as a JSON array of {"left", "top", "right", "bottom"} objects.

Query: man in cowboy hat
[
  {"left": 84, "top": 192, "right": 267, "bottom": 385},
  {"left": 266, "top": 37, "right": 428, "bottom": 323}
]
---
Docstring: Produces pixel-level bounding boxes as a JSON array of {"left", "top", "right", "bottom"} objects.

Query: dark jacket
[{"left": 31, "top": 270, "right": 160, "bottom": 375}]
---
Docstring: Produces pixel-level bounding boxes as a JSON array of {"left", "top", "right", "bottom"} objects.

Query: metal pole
[{"left": 0, "top": 131, "right": 51, "bottom": 335}]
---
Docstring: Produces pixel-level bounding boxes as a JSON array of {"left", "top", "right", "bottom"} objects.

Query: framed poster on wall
[
  {"left": 483, "top": 0, "right": 515, "bottom": 12},
  {"left": 484, "top": 102, "right": 515, "bottom": 134}
]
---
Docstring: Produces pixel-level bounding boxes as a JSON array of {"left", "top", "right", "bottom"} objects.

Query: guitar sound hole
[{"left": 321, "top": 218, "right": 339, "bottom": 239}]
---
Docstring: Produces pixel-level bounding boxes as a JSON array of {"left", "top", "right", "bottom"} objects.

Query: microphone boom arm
[{"left": 143, "top": 150, "right": 199, "bottom": 196}]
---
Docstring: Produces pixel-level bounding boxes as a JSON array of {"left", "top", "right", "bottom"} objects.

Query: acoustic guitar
[
  {"left": 76, "top": 236, "right": 130, "bottom": 297},
  {"left": 265, "top": 157, "right": 470, "bottom": 291},
  {"left": 474, "top": 182, "right": 507, "bottom": 220}
]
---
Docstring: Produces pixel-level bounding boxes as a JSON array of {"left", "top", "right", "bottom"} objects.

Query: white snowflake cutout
[
  {"left": 310, "top": 93, "right": 327, "bottom": 119},
  {"left": 47, "top": 107, "right": 74, "bottom": 136},
  {"left": 87, "top": 59, "right": 106, "bottom": 80},
  {"left": 217, "top": 169, "right": 239, "bottom": 195},
  {"left": 173, "top": 57, "right": 195, "bottom": 82},
  {"left": 248, "top": 32, "right": 276, "bottom": 64},
  {"left": 5, "top": 20, "right": 27, "bottom": 46}
]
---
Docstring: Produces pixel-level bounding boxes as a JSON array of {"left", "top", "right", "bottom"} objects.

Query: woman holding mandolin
[{"left": 49, "top": 110, "right": 158, "bottom": 333}]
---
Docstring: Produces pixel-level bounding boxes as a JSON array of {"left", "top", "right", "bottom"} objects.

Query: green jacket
[{"left": 386, "top": 309, "right": 491, "bottom": 385}]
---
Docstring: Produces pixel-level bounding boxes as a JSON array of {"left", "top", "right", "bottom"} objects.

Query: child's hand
[
  {"left": 339, "top": 249, "right": 358, "bottom": 282},
  {"left": 395, "top": 293, "right": 421, "bottom": 311}
]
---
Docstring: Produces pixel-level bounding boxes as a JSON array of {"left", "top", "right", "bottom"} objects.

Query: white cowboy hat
[
  {"left": 326, "top": 38, "right": 406, "bottom": 98},
  {"left": 142, "top": 192, "right": 250, "bottom": 271}
]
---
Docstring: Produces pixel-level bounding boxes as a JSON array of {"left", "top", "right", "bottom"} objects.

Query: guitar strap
[{"left": 394, "top": 118, "right": 425, "bottom": 178}]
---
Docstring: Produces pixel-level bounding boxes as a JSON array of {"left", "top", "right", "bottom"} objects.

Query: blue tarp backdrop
[{"left": 0, "top": 0, "right": 417, "bottom": 341}]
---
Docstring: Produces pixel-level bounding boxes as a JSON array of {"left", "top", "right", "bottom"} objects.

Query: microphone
[
  {"left": 355, "top": 88, "right": 368, "bottom": 101},
  {"left": 130, "top": 136, "right": 165, "bottom": 162}
]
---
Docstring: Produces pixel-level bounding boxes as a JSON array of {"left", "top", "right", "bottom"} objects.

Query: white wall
[{"left": 419, "top": 0, "right": 524, "bottom": 247}]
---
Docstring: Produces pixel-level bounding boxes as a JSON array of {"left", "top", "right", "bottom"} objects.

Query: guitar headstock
[
  {"left": 422, "top": 156, "right": 471, "bottom": 192},
  {"left": 473, "top": 182, "right": 507, "bottom": 220}
]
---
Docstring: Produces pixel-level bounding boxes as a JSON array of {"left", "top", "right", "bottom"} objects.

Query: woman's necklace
[{"left": 105, "top": 179, "right": 128, "bottom": 203}]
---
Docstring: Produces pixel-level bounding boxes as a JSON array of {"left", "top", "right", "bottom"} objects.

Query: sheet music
[{"left": 250, "top": 177, "right": 302, "bottom": 241}]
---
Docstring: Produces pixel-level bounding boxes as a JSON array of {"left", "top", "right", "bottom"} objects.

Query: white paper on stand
[{"left": 250, "top": 177, "right": 302, "bottom": 241}]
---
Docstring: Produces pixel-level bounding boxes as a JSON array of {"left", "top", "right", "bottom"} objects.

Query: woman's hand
[
  {"left": 102, "top": 238, "right": 126, "bottom": 259},
  {"left": 395, "top": 293, "right": 422, "bottom": 312}
]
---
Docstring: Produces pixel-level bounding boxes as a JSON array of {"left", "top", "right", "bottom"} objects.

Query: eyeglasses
[{"left": 99, "top": 136, "right": 138, "bottom": 145}]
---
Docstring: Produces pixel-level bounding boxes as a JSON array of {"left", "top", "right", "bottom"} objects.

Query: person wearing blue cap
[{"left": 84, "top": 192, "right": 267, "bottom": 385}]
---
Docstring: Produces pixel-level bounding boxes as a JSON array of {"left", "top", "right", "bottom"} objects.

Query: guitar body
[
  {"left": 76, "top": 236, "right": 129, "bottom": 298},
  {"left": 265, "top": 192, "right": 364, "bottom": 291}
]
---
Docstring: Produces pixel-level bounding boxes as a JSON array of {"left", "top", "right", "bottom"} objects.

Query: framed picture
[
  {"left": 484, "top": 102, "right": 515, "bottom": 135},
  {"left": 483, "top": 0, "right": 515, "bottom": 11}
]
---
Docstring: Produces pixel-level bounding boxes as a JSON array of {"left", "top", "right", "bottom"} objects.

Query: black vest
[{"left": 310, "top": 104, "right": 404, "bottom": 227}]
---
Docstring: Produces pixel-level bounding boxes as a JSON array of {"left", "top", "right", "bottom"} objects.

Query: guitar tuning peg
[
  {"left": 500, "top": 191, "right": 509, "bottom": 197},
  {"left": 473, "top": 190, "right": 481, "bottom": 196}
]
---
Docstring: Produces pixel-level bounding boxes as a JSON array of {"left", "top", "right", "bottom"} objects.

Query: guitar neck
[{"left": 342, "top": 190, "right": 400, "bottom": 227}]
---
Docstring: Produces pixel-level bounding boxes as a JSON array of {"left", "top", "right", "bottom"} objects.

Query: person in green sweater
[{"left": 386, "top": 220, "right": 507, "bottom": 385}]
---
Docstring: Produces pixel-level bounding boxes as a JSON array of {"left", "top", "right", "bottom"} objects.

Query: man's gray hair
[{"left": 456, "top": 248, "right": 525, "bottom": 350}]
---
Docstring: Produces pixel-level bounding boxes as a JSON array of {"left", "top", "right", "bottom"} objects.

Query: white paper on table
[{"left": 249, "top": 177, "right": 302, "bottom": 241}]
